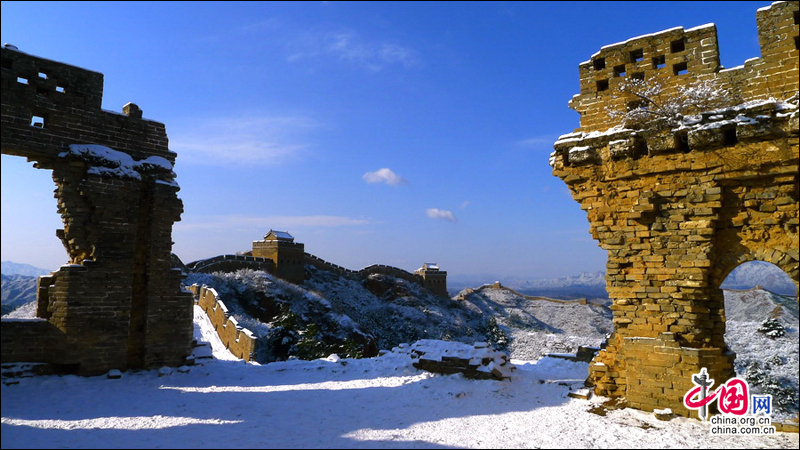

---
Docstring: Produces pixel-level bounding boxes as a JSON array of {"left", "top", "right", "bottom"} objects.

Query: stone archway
[
  {"left": 1, "top": 46, "right": 193, "bottom": 375},
  {"left": 549, "top": 2, "right": 798, "bottom": 417}
]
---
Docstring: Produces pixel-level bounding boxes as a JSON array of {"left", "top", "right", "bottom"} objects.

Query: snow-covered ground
[
  {"left": 2, "top": 304, "right": 797, "bottom": 449},
  {"left": 461, "top": 286, "right": 612, "bottom": 361}
]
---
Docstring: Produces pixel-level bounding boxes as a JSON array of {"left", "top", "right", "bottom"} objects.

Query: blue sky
[{"left": 0, "top": 1, "right": 773, "bottom": 280}]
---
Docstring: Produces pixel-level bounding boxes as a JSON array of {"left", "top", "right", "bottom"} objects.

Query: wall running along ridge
[
  {"left": 187, "top": 251, "right": 450, "bottom": 297},
  {"left": 550, "top": 1, "right": 799, "bottom": 417},
  {"left": 187, "top": 284, "right": 257, "bottom": 362}
]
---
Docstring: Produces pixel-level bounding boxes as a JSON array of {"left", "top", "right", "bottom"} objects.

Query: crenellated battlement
[
  {"left": 1, "top": 45, "right": 173, "bottom": 166},
  {"left": 570, "top": 1, "right": 798, "bottom": 133}
]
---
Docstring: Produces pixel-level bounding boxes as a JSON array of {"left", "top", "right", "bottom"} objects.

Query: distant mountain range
[
  {"left": 1, "top": 261, "right": 52, "bottom": 277},
  {"left": 449, "top": 271, "right": 609, "bottom": 299},
  {"left": 720, "top": 260, "right": 797, "bottom": 295},
  {"left": 1, "top": 262, "right": 51, "bottom": 316},
  {"left": 1, "top": 274, "right": 38, "bottom": 316},
  {"left": 450, "top": 261, "right": 797, "bottom": 298},
  {"left": 2, "top": 259, "right": 796, "bottom": 318}
]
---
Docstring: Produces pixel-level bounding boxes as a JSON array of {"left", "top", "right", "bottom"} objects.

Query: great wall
[
  {"left": 550, "top": 1, "right": 798, "bottom": 417},
  {"left": 186, "top": 284, "right": 257, "bottom": 362},
  {"left": 1, "top": 45, "right": 193, "bottom": 375},
  {"left": 0, "top": 1, "right": 797, "bottom": 424},
  {"left": 185, "top": 230, "right": 449, "bottom": 297}
]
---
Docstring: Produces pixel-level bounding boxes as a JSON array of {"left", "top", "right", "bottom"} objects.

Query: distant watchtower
[
  {"left": 252, "top": 230, "right": 305, "bottom": 284},
  {"left": 415, "top": 263, "right": 448, "bottom": 297}
]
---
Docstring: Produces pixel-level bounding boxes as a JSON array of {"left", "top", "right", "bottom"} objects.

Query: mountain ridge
[{"left": 1, "top": 261, "right": 52, "bottom": 277}]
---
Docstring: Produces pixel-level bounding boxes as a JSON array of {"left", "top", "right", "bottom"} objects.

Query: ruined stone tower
[
  {"left": 1, "top": 46, "right": 193, "bottom": 375},
  {"left": 252, "top": 230, "right": 306, "bottom": 284},
  {"left": 550, "top": 2, "right": 798, "bottom": 417}
]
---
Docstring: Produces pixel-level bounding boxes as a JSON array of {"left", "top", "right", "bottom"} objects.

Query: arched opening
[
  {"left": 721, "top": 260, "right": 799, "bottom": 422},
  {"left": 1, "top": 154, "right": 68, "bottom": 316}
]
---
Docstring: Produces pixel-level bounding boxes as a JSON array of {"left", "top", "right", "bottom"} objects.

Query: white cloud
[
  {"left": 426, "top": 208, "right": 456, "bottom": 223},
  {"left": 288, "top": 29, "right": 419, "bottom": 72},
  {"left": 460, "top": 201, "right": 469, "bottom": 209},
  {"left": 363, "top": 168, "right": 407, "bottom": 186},
  {"left": 516, "top": 135, "right": 559, "bottom": 149},
  {"left": 169, "top": 115, "right": 318, "bottom": 166}
]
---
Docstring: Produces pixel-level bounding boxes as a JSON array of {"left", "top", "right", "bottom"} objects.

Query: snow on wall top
[{"left": 59, "top": 144, "right": 177, "bottom": 185}]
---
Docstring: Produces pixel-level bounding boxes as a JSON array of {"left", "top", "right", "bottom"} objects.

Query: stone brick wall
[
  {"left": 358, "top": 263, "right": 427, "bottom": 287},
  {"left": 186, "top": 284, "right": 258, "bottom": 361},
  {"left": 187, "top": 254, "right": 275, "bottom": 274},
  {"left": 252, "top": 240, "right": 306, "bottom": 284},
  {"left": 569, "top": 1, "right": 799, "bottom": 133},
  {"left": 550, "top": 2, "right": 799, "bottom": 417},
  {"left": 185, "top": 251, "right": 441, "bottom": 295},
  {"left": 304, "top": 253, "right": 430, "bottom": 287},
  {"left": 0, "top": 319, "right": 67, "bottom": 365},
  {"left": 1, "top": 46, "right": 193, "bottom": 375},
  {"left": 1, "top": 48, "right": 172, "bottom": 165},
  {"left": 414, "top": 266, "right": 449, "bottom": 297}
]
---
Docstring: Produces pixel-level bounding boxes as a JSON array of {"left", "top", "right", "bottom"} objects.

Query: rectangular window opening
[
  {"left": 631, "top": 72, "right": 645, "bottom": 81},
  {"left": 674, "top": 132, "right": 690, "bottom": 153},
  {"left": 614, "top": 64, "right": 626, "bottom": 77},
  {"left": 17, "top": 76, "right": 28, "bottom": 85},
  {"left": 794, "top": 10, "right": 799, "bottom": 26},
  {"left": 596, "top": 79, "right": 609, "bottom": 92},
  {"left": 38, "top": 71, "right": 48, "bottom": 79},
  {"left": 722, "top": 127, "right": 738, "bottom": 146},
  {"left": 632, "top": 138, "right": 648, "bottom": 159},
  {"left": 671, "top": 38, "right": 686, "bottom": 53},
  {"left": 56, "top": 85, "right": 66, "bottom": 93},
  {"left": 673, "top": 62, "right": 688, "bottom": 76},
  {"left": 652, "top": 55, "right": 666, "bottom": 69},
  {"left": 630, "top": 48, "right": 644, "bottom": 63},
  {"left": 593, "top": 57, "right": 606, "bottom": 70},
  {"left": 795, "top": 36, "right": 799, "bottom": 51},
  {"left": 30, "top": 115, "right": 45, "bottom": 128}
]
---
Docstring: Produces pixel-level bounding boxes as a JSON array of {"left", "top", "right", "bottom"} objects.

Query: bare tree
[{"left": 607, "top": 78, "right": 738, "bottom": 129}]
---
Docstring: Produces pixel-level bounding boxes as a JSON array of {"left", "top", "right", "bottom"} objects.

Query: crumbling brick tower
[
  {"left": 550, "top": 2, "right": 798, "bottom": 417},
  {"left": 0, "top": 46, "right": 193, "bottom": 375}
]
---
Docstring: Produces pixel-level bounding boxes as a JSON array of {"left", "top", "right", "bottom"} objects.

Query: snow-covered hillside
[
  {"left": 183, "top": 267, "right": 613, "bottom": 364},
  {"left": 1, "top": 274, "right": 37, "bottom": 316},
  {"left": 723, "top": 289, "right": 799, "bottom": 421},
  {"left": 722, "top": 261, "right": 798, "bottom": 296},
  {"left": 459, "top": 286, "right": 612, "bottom": 361}
]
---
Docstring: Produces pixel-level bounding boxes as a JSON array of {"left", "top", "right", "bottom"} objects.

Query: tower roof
[{"left": 264, "top": 230, "right": 294, "bottom": 242}]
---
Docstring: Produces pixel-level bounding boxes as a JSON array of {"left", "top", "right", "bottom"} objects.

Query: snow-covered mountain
[
  {"left": 459, "top": 286, "right": 612, "bottom": 361},
  {"left": 449, "top": 271, "right": 608, "bottom": 299},
  {"left": 723, "top": 289, "right": 799, "bottom": 421},
  {"left": 721, "top": 260, "right": 797, "bottom": 295},
  {"left": 451, "top": 259, "right": 797, "bottom": 299},
  {"left": 0, "top": 261, "right": 52, "bottom": 277},
  {"left": 1, "top": 274, "right": 38, "bottom": 316},
  {"left": 182, "top": 266, "right": 612, "bottom": 363}
]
